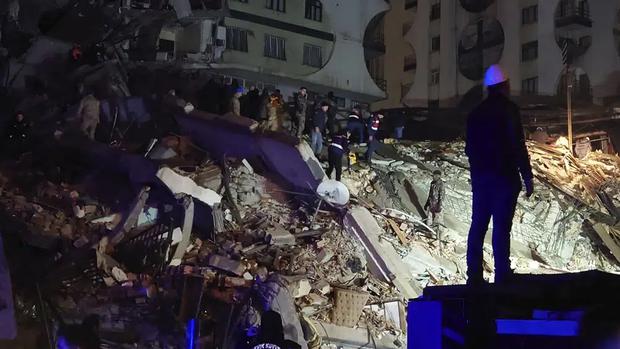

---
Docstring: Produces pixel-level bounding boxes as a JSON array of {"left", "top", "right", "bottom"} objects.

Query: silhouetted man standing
[{"left": 465, "top": 65, "right": 534, "bottom": 284}]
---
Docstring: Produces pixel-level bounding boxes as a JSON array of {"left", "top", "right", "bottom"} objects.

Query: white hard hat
[{"left": 484, "top": 64, "right": 508, "bottom": 87}]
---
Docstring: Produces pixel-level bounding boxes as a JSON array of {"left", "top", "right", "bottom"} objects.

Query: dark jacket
[
  {"left": 392, "top": 111, "right": 406, "bottom": 128},
  {"left": 465, "top": 93, "right": 533, "bottom": 184},
  {"left": 313, "top": 110, "right": 327, "bottom": 132},
  {"left": 328, "top": 134, "right": 349, "bottom": 156},
  {"left": 347, "top": 112, "right": 362, "bottom": 124},
  {"left": 295, "top": 93, "right": 308, "bottom": 116},
  {"left": 425, "top": 179, "right": 445, "bottom": 213},
  {"left": 367, "top": 114, "right": 381, "bottom": 137}
]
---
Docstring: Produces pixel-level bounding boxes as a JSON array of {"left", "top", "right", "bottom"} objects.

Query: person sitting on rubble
[
  {"left": 5, "top": 111, "right": 31, "bottom": 157},
  {"left": 230, "top": 87, "right": 243, "bottom": 117},
  {"left": 346, "top": 106, "right": 364, "bottom": 144},
  {"left": 364, "top": 111, "right": 384, "bottom": 164},
  {"left": 76, "top": 92, "right": 101, "bottom": 140},
  {"left": 326, "top": 129, "right": 350, "bottom": 182},
  {"left": 424, "top": 170, "right": 445, "bottom": 238}
]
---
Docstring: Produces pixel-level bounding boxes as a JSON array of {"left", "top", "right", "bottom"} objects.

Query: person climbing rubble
[
  {"left": 424, "top": 170, "right": 445, "bottom": 237},
  {"left": 326, "top": 129, "right": 350, "bottom": 181},
  {"left": 76, "top": 92, "right": 101, "bottom": 140},
  {"left": 465, "top": 64, "right": 534, "bottom": 284},
  {"left": 364, "top": 111, "right": 384, "bottom": 164},
  {"left": 347, "top": 106, "right": 364, "bottom": 144}
]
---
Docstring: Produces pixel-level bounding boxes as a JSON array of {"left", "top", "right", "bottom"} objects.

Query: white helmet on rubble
[{"left": 484, "top": 64, "right": 509, "bottom": 87}]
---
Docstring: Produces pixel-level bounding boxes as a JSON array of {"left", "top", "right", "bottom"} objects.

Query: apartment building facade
[
  {"left": 156, "top": 0, "right": 389, "bottom": 106},
  {"left": 384, "top": 0, "right": 620, "bottom": 109}
]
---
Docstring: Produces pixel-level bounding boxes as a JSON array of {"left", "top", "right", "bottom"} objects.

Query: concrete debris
[
  {"left": 157, "top": 167, "right": 222, "bottom": 206},
  {"left": 285, "top": 277, "right": 312, "bottom": 298},
  {"left": 208, "top": 255, "right": 245, "bottom": 276}
]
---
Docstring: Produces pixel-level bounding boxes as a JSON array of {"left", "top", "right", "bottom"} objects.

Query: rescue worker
[
  {"left": 76, "top": 93, "right": 101, "bottom": 140},
  {"left": 263, "top": 93, "right": 281, "bottom": 132},
  {"left": 230, "top": 87, "right": 243, "bottom": 116},
  {"left": 6, "top": 111, "right": 30, "bottom": 156},
  {"left": 294, "top": 87, "right": 308, "bottom": 138},
  {"left": 364, "top": 112, "right": 384, "bottom": 163},
  {"left": 424, "top": 170, "right": 445, "bottom": 238},
  {"left": 325, "top": 91, "right": 337, "bottom": 136},
  {"left": 465, "top": 64, "right": 534, "bottom": 284},
  {"left": 326, "top": 129, "right": 350, "bottom": 181},
  {"left": 311, "top": 101, "right": 329, "bottom": 156},
  {"left": 346, "top": 107, "right": 364, "bottom": 144},
  {"left": 531, "top": 126, "right": 550, "bottom": 144}
]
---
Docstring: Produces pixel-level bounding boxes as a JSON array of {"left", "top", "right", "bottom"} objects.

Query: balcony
[
  {"left": 555, "top": 3, "right": 592, "bottom": 29},
  {"left": 363, "top": 31, "right": 386, "bottom": 55}
]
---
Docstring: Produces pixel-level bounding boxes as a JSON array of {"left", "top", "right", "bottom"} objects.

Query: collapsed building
[{"left": 1, "top": 93, "right": 620, "bottom": 348}]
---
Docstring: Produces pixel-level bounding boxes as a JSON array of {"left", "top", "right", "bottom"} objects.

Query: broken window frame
[
  {"left": 302, "top": 43, "right": 322, "bottom": 68},
  {"left": 226, "top": 27, "right": 249, "bottom": 52},
  {"left": 266, "top": 0, "right": 286, "bottom": 12},
  {"left": 305, "top": 0, "right": 322, "bottom": 22},
  {"left": 264, "top": 34, "right": 286, "bottom": 60}
]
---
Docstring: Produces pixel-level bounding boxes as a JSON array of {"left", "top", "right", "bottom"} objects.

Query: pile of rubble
[{"left": 341, "top": 140, "right": 620, "bottom": 288}]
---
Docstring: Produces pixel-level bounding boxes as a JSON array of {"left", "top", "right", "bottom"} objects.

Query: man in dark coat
[
  {"left": 326, "top": 129, "right": 349, "bottom": 181},
  {"left": 465, "top": 64, "right": 534, "bottom": 284}
]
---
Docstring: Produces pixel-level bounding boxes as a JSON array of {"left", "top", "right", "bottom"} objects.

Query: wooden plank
[{"left": 386, "top": 218, "right": 409, "bottom": 245}]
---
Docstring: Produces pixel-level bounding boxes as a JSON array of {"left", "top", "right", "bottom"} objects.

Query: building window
[
  {"left": 522, "top": 77, "right": 538, "bottom": 95},
  {"left": 403, "top": 54, "right": 416, "bottom": 71},
  {"left": 303, "top": 44, "right": 322, "bottom": 67},
  {"left": 430, "top": 69, "right": 440, "bottom": 85},
  {"left": 431, "top": 36, "right": 440, "bottom": 52},
  {"left": 430, "top": 3, "right": 441, "bottom": 20},
  {"left": 226, "top": 27, "right": 249, "bottom": 52},
  {"left": 522, "top": 5, "right": 537, "bottom": 25},
  {"left": 401, "top": 83, "right": 412, "bottom": 99},
  {"left": 405, "top": 0, "right": 417, "bottom": 10},
  {"left": 521, "top": 41, "right": 538, "bottom": 62},
  {"left": 305, "top": 0, "right": 322, "bottom": 22},
  {"left": 264, "top": 34, "right": 286, "bottom": 60},
  {"left": 266, "top": 0, "right": 285, "bottom": 12}
]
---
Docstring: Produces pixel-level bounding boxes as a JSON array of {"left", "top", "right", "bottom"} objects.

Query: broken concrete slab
[
  {"left": 156, "top": 167, "right": 222, "bottom": 206},
  {"left": 268, "top": 225, "right": 296, "bottom": 246},
  {"left": 331, "top": 288, "right": 370, "bottom": 327},
  {"left": 344, "top": 206, "right": 419, "bottom": 299},
  {"left": 207, "top": 255, "right": 245, "bottom": 276},
  {"left": 284, "top": 277, "right": 311, "bottom": 298}
]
